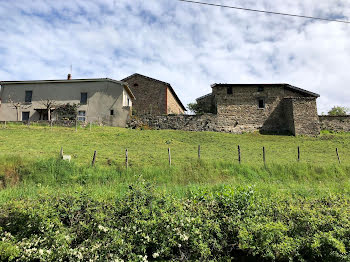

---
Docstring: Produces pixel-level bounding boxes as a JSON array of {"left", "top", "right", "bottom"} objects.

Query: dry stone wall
[
  {"left": 319, "top": 116, "right": 350, "bottom": 132},
  {"left": 128, "top": 114, "right": 285, "bottom": 134}
]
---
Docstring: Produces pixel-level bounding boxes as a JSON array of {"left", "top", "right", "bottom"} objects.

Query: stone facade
[
  {"left": 128, "top": 83, "right": 322, "bottom": 136},
  {"left": 122, "top": 73, "right": 186, "bottom": 116},
  {"left": 286, "top": 98, "right": 320, "bottom": 135},
  {"left": 209, "top": 84, "right": 320, "bottom": 135},
  {"left": 319, "top": 116, "right": 350, "bottom": 132},
  {"left": 196, "top": 93, "right": 216, "bottom": 114},
  {"left": 167, "top": 88, "right": 184, "bottom": 114}
]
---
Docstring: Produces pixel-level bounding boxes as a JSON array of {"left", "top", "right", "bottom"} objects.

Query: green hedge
[{"left": 1, "top": 182, "right": 349, "bottom": 261}]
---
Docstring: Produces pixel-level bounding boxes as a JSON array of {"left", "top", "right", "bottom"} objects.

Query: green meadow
[
  {"left": 0, "top": 122, "right": 349, "bottom": 167},
  {"left": 0, "top": 123, "right": 349, "bottom": 197},
  {"left": 1, "top": 123, "right": 350, "bottom": 261}
]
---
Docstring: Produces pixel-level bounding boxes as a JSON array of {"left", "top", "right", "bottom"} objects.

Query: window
[
  {"left": 227, "top": 87, "right": 233, "bottom": 94},
  {"left": 80, "top": 93, "right": 87, "bottom": 104},
  {"left": 25, "top": 91, "right": 32, "bottom": 103},
  {"left": 258, "top": 86, "right": 264, "bottom": 92},
  {"left": 123, "top": 91, "right": 132, "bottom": 107},
  {"left": 77, "top": 110, "right": 86, "bottom": 121},
  {"left": 258, "top": 99, "right": 265, "bottom": 109},
  {"left": 133, "top": 83, "right": 139, "bottom": 87},
  {"left": 110, "top": 110, "right": 114, "bottom": 116},
  {"left": 22, "top": 112, "right": 30, "bottom": 121}
]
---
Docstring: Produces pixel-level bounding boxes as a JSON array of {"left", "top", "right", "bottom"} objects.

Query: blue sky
[{"left": 1, "top": 0, "right": 350, "bottom": 113}]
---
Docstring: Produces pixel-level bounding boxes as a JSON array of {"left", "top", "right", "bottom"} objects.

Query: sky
[{"left": 0, "top": 0, "right": 350, "bottom": 114}]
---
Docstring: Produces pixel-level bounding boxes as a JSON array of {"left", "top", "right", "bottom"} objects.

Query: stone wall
[
  {"left": 126, "top": 84, "right": 330, "bottom": 136},
  {"left": 196, "top": 94, "right": 216, "bottom": 113},
  {"left": 282, "top": 98, "right": 295, "bottom": 134},
  {"left": 124, "top": 74, "right": 168, "bottom": 115},
  {"left": 288, "top": 98, "right": 320, "bottom": 136},
  {"left": 123, "top": 74, "right": 185, "bottom": 116},
  {"left": 166, "top": 88, "right": 185, "bottom": 114},
  {"left": 128, "top": 114, "right": 282, "bottom": 134},
  {"left": 212, "top": 85, "right": 307, "bottom": 132},
  {"left": 127, "top": 96, "right": 321, "bottom": 136},
  {"left": 319, "top": 116, "right": 350, "bottom": 132}
]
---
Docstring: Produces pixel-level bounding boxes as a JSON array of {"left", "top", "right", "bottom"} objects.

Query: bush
[
  {"left": 328, "top": 106, "right": 349, "bottom": 116},
  {"left": 0, "top": 182, "right": 350, "bottom": 261}
]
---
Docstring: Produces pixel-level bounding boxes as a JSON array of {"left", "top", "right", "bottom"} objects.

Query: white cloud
[{"left": 0, "top": 0, "right": 350, "bottom": 113}]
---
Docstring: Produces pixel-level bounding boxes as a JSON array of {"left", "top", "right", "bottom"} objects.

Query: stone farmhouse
[
  {"left": 122, "top": 73, "right": 186, "bottom": 115},
  {"left": 196, "top": 83, "right": 320, "bottom": 135},
  {"left": 129, "top": 83, "right": 323, "bottom": 136},
  {"left": 0, "top": 75, "right": 135, "bottom": 127}
]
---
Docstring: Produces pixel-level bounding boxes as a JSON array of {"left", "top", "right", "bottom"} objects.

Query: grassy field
[
  {"left": 0, "top": 123, "right": 349, "bottom": 200},
  {"left": 0, "top": 122, "right": 349, "bottom": 167},
  {"left": 1, "top": 124, "right": 350, "bottom": 261}
]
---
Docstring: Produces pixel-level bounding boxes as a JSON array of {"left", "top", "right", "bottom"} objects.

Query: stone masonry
[
  {"left": 121, "top": 73, "right": 186, "bottom": 116},
  {"left": 319, "top": 116, "right": 350, "bottom": 132},
  {"left": 128, "top": 83, "right": 322, "bottom": 136},
  {"left": 208, "top": 84, "right": 320, "bottom": 135}
]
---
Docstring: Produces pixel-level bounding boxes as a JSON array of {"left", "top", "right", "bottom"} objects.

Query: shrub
[{"left": 0, "top": 182, "right": 350, "bottom": 261}]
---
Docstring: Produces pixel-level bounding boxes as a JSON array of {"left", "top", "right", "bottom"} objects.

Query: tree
[
  {"left": 7, "top": 96, "right": 30, "bottom": 121},
  {"left": 54, "top": 103, "right": 79, "bottom": 120},
  {"left": 40, "top": 99, "right": 57, "bottom": 121},
  {"left": 187, "top": 102, "right": 204, "bottom": 114},
  {"left": 328, "top": 106, "right": 349, "bottom": 116}
]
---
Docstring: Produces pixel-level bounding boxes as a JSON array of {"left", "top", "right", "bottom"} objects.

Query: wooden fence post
[
  {"left": 90, "top": 121, "right": 92, "bottom": 131},
  {"left": 336, "top": 148, "right": 341, "bottom": 164},
  {"left": 198, "top": 145, "right": 201, "bottom": 160},
  {"left": 125, "top": 149, "right": 128, "bottom": 170},
  {"left": 297, "top": 146, "right": 300, "bottom": 162},
  {"left": 263, "top": 146, "right": 266, "bottom": 166},
  {"left": 75, "top": 119, "right": 78, "bottom": 132},
  {"left": 238, "top": 145, "right": 241, "bottom": 164},
  {"left": 91, "top": 150, "right": 97, "bottom": 167},
  {"left": 168, "top": 148, "right": 171, "bottom": 166},
  {"left": 60, "top": 147, "right": 63, "bottom": 158}
]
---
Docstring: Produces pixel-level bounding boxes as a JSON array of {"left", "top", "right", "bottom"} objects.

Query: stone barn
[
  {"left": 121, "top": 73, "right": 186, "bottom": 116},
  {"left": 196, "top": 83, "right": 320, "bottom": 135}
]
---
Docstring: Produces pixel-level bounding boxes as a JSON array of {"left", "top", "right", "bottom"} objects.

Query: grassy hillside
[
  {"left": 0, "top": 122, "right": 349, "bottom": 167},
  {"left": 0, "top": 123, "right": 349, "bottom": 199},
  {"left": 1, "top": 124, "right": 350, "bottom": 261}
]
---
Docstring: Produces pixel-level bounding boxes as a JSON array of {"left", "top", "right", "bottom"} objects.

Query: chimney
[{"left": 67, "top": 74, "right": 71, "bottom": 80}]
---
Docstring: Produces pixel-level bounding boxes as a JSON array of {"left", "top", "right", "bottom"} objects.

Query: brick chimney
[{"left": 67, "top": 74, "right": 71, "bottom": 80}]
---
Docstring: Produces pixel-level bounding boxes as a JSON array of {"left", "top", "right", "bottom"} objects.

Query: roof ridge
[
  {"left": 121, "top": 73, "right": 171, "bottom": 86},
  {"left": 0, "top": 78, "right": 136, "bottom": 100},
  {"left": 210, "top": 83, "right": 319, "bottom": 97},
  {"left": 121, "top": 73, "right": 186, "bottom": 111}
]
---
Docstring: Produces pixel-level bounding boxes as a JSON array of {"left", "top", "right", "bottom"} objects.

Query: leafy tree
[
  {"left": 328, "top": 106, "right": 349, "bottom": 116},
  {"left": 54, "top": 103, "right": 79, "bottom": 120},
  {"left": 187, "top": 102, "right": 204, "bottom": 114}
]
